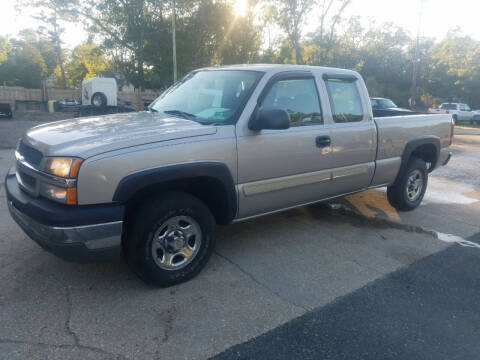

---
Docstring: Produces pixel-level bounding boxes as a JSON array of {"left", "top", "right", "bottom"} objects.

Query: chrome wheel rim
[
  {"left": 406, "top": 169, "right": 424, "bottom": 202},
  {"left": 151, "top": 215, "right": 202, "bottom": 271}
]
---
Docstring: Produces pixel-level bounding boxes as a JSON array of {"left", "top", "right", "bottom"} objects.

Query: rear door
[
  {"left": 236, "top": 71, "right": 332, "bottom": 218},
  {"left": 321, "top": 74, "right": 376, "bottom": 196}
]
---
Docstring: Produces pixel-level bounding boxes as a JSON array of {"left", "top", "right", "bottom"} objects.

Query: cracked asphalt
[{"left": 0, "top": 125, "right": 479, "bottom": 360}]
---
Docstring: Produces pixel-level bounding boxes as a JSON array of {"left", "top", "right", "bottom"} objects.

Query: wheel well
[
  {"left": 123, "top": 176, "right": 234, "bottom": 226},
  {"left": 410, "top": 143, "right": 438, "bottom": 171}
]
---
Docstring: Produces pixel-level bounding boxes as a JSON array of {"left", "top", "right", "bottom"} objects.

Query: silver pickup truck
[{"left": 6, "top": 65, "right": 453, "bottom": 286}]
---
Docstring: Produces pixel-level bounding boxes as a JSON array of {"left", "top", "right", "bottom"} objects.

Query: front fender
[{"left": 112, "top": 162, "right": 237, "bottom": 222}]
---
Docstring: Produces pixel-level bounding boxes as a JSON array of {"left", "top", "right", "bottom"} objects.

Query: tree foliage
[
  {"left": 0, "top": 31, "right": 50, "bottom": 87},
  {"left": 59, "top": 42, "right": 110, "bottom": 87},
  {"left": 2, "top": 0, "right": 480, "bottom": 109}
]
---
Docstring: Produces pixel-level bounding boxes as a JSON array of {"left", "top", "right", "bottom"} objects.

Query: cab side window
[
  {"left": 325, "top": 79, "right": 363, "bottom": 123},
  {"left": 259, "top": 78, "right": 323, "bottom": 126}
]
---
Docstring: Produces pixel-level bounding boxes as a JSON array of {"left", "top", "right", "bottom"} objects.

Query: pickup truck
[
  {"left": 428, "top": 102, "right": 475, "bottom": 123},
  {"left": 6, "top": 65, "right": 453, "bottom": 286}
]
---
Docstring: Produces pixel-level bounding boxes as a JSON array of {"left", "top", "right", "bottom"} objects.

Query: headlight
[
  {"left": 43, "top": 157, "right": 83, "bottom": 178},
  {"left": 39, "top": 157, "right": 82, "bottom": 205}
]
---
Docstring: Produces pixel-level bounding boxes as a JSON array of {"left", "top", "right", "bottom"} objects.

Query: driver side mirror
[{"left": 249, "top": 108, "right": 290, "bottom": 131}]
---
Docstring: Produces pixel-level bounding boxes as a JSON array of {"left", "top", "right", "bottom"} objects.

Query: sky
[{"left": 0, "top": 0, "right": 478, "bottom": 49}]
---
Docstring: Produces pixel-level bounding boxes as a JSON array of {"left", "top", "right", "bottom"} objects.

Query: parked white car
[{"left": 428, "top": 103, "right": 474, "bottom": 123}]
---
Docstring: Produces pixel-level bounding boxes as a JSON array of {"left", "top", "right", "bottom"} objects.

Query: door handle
[{"left": 316, "top": 135, "right": 331, "bottom": 148}]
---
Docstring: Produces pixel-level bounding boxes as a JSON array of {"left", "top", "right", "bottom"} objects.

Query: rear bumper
[
  {"left": 6, "top": 170, "right": 124, "bottom": 262},
  {"left": 442, "top": 151, "right": 452, "bottom": 166},
  {"left": 437, "top": 148, "right": 452, "bottom": 168}
]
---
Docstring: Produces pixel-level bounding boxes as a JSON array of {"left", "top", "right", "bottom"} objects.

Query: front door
[{"left": 236, "top": 72, "right": 332, "bottom": 218}]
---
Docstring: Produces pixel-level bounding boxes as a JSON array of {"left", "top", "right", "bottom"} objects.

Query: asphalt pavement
[
  {"left": 0, "top": 126, "right": 479, "bottom": 360},
  {"left": 214, "top": 242, "right": 480, "bottom": 360}
]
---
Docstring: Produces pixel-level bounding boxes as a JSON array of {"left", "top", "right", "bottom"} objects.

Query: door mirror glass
[{"left": 249, "top": 108, "right": 290, "bottom": 131}]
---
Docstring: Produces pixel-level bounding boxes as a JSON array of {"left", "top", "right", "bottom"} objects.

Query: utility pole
[
  {"left": 410, "top": 0, "right": 424, "bottom": 110},
  {"left": 172, "top": 0, "right": 177, "bottom": 83}
]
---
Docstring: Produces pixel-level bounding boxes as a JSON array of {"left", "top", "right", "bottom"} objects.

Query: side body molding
[
  {"left": 113, "top": 162, "right": 238, "bottom": 223},
  {"left": 394, "top": 136, "right": 440, "bottom": 185}
]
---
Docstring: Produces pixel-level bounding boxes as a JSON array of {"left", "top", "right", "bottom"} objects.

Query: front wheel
[
  {"left": 124, "top": 192, "right": 216, "bottom": 286},
  {"left": 387, "top": 157, "right": 428, "bottom": 211}
]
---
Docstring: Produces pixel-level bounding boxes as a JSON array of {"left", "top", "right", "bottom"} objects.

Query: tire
[
  {"left": 91, "top": 92, "right": 107, "bottom": 108},
  {"left": 387, "top": 157, "right": 428, "bottom": 211},
  {"left": 124, "top": 192, "right": 216, "bottom": 286},
  {"left": 452, "top": 115, "right": 458, "bottom": 124}
]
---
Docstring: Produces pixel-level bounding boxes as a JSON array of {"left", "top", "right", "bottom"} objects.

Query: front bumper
[{"left": 6, "top": 170, "right": 124, "bottom": 262}]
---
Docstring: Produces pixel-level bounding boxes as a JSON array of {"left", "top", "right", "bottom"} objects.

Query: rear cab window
[{"left": 324, "top": 76, "right": 364, "bottom": 123}]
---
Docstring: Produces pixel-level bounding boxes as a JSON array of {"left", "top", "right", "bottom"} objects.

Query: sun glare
[{"left": 234, "top": 0, "right": 247, "bottom": 16}]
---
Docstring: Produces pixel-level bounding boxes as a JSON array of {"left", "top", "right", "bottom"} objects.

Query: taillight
[{"left": 450, "top": 117, "right": 455, "bottom": 145}]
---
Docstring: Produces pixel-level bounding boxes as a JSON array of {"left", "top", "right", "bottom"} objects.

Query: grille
[{"left": 18, "top": 140, "right": 43, "bottom": 167}]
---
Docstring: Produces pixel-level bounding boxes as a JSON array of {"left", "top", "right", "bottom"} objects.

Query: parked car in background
[
  {"left": 57, "top": 98, "right": 81, "bottom": 113},
  {"left": 6, "top": 65, "right": 453, "bottom": 286},
  {"left": 370, "top": 97, "right": 415, "bottom": 117},
  {"left": 472, "top": 111, "right": 480, "bottom": 125},
  {"left": 0, "top": 103, "right": 13, "bottom": 119},
  {"left": 428, "top": 103, "right": 475, "bottom": 123},
  {"left": 58, "top": 98, "right": 81, "bottom": 107}
]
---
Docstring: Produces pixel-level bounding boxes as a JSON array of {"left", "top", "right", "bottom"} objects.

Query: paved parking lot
[{"left": 0, "top": 127, "right": 479, "bottom": 359}]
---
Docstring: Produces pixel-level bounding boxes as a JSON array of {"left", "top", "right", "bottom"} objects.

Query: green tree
[
  {"left": 269, "top": 0, "right": 314, "bottom": 64},
  {"left": 17, "top": 0, "right": 72, "bottom": 88},
  {"left": 427, "top": 31, "right": 480, "bottom": 107},
  {"left": 0, "top": 36, "right": 9, "bottom": 65},
  {"left": 59, "top": 42, "right": 110, "bottom": 87},
  {"left": 0, "top": 37, "right": 48, "bottom": 87},
  {"left": 62, "top": 0, "right": 154, "bottom": 90}
]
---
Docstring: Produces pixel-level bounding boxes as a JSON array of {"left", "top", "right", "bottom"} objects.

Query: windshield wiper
[
  {"left": 163, "top": 110, "right": 197, "bottom": 120},
  {"left": 149, "top": 108, "right": 159, "bottom": 113}
]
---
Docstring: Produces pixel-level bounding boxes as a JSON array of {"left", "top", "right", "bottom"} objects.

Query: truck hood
[{"left": 23, "top": 111, "right": 217, "bottom": 158}]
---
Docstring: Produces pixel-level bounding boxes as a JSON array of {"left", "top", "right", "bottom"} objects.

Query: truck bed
[{"left": 372, "top": 114, "right": 452, "bottom": 186}]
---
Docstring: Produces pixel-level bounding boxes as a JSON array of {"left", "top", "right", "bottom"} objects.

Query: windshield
[
  {"left": 440, "top": 103, "right": 457, "bottom": 110},
  {"left": 371, "top": 98, "right": 397, "bottom": 109},
  {"left": 150, "top": 70, "right": 262, "bottom": 125}
]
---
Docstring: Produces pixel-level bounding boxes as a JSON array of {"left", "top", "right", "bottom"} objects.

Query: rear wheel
[
  {"left": 387, "top": 157, "right": 428, "bottom": 211},
  {"left": 91, "top": 92, "right": 107, "bottom": 108},
  {"left": 124, "top": 192, "right": 216, "bottom": 286}
]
